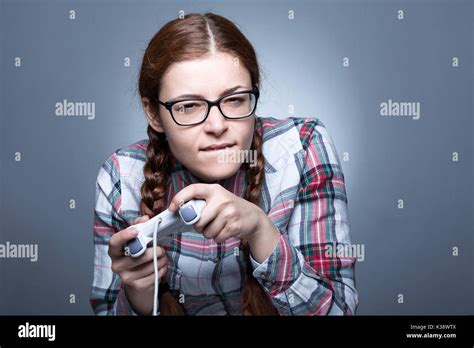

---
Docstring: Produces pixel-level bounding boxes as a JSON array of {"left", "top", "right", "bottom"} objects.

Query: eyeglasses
[{"left": 153, "top": 87, "right": 259, "bottom": 126}]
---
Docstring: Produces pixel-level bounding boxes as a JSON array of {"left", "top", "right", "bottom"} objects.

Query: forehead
[{"left": 160, "top": 52, "right": 251, "bottom": 98}]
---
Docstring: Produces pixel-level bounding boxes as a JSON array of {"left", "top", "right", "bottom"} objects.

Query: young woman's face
[{"left": 144, "top": 52, "right": 256, "bottom": 182}]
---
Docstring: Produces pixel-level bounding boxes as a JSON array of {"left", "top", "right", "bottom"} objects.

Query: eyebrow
[{"left": 168, "top": 85, "right": 248, "bottom": 102}]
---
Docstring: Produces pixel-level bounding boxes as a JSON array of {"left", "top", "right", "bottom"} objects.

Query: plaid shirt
[{"left": 90, "top": 116, "right": 359, "bottom": 315}]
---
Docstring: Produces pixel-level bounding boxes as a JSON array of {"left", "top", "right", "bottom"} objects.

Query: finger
[
  {"left": 129, "top": 272, "right": 155, "bottom": 291},
  {"left": 158, "top": 263, "right": 169, "bottom": 281},
  {"left": 121, "top": 263, "right": 153, "bottom": 284},
  {"left": 133, "top": 215, "right": 150, "bottom": 225},
  {"left": 168, "top": 183, "right": 212, "bottom": 212},
  {"left": 109, "top": 228, "right": 139, "bottom": 259},
  {"left": 124, "top": 257, "right": 168, "bottom": 282},
  {"left": 127, "top": 250, "right": 168, "bottom": 272},
  {"left": 199, "top": 209, "right": 226, "bottom": 240},
  {"left": 131, "top": 267, "right": 168, "bottom": 291},
  {"left": 116, "top": 246, "right": 166, "bottom": 271},
  {"left": 129, "top": 254, "right": 168, "bottom": 275},
  {"left": 213, "top": 225, "right": 233, "bottom": 243},
  {"left": 191, "top": 199, "right": 219, "bottom": 233}
]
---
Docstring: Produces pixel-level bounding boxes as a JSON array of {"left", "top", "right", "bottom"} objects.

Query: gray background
[{"left": 0, "top": 0, "right": 472, "bottom": 315}]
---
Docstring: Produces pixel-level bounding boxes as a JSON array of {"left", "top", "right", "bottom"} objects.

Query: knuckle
[
  {"left": 223, "top": 208, "right": 233, "bottom": 219},
  {"left": 108, "top": 237, "right": 116, "bottom": 250},
  {"left": 221, "top": 226, "right": 229, "bottom": 238},
  {"left": 157, "top": 260, "right": 165, "bottom": 270},
  {"left": 143, "top": 248, "right": 152, "bottom": 260},
  {"left": 230, "top": 221, "right": 240, "bottom": 232},
  {"left": 149, "top": 250, "right": 157, "bottom": 261},
  {"left": 121, "top": 272, "right": 131, "bottom": 284},
  {"left": 227, "top": 204, "right": 237, "bottom": 215},
  {"left": 221, "top": 199, "right": 232, "bottom": 210},
  {"left": 159, "top": 266, "right": 168, "bottom": 279}
]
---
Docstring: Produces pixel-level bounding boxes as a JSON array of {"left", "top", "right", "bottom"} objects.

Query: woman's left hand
[{"left": 168, "top": 183, "right": 268, "bottom": 244}]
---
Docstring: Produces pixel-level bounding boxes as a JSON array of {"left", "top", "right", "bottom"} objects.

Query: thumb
[{"left": 133, "top": 215, "right": 150, "bottom": 225}]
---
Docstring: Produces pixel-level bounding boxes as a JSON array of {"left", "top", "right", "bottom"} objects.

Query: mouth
[{"left": 200, "top": 143, "right": 236, "bottom": 152}]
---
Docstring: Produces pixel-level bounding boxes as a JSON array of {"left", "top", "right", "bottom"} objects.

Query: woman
[{"left": 90, "top": 12, "right": 358, "bottom": 316}]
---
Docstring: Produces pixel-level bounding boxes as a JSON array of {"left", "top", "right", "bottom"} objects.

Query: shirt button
[{"left": 213, "top": 255, "right": 221, "bottom": 262}]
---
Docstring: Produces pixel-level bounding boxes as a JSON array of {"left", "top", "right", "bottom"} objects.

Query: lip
[{"left": 200, "top": 143, "right": 236, "bottom": 151}]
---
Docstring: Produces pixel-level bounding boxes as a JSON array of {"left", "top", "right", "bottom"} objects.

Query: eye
[
  {"left": 224, "top": 97, "right": 244, "bottom": 104},
  {"left": 175, "top": 102, "right": 199, "bottom": 112},
  {"left": 182, "top": 103, "right": 198, "bottom": 109}
]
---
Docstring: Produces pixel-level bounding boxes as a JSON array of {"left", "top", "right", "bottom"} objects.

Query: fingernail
[{"left": 129, "top": 229, "right": 138, "bottom": 237}]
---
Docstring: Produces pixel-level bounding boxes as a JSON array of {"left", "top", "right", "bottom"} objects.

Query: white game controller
[{"left": 124, "top": 199, "right": 207, "bottom": 258}]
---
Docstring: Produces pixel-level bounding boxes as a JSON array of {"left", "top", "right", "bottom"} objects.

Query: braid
[
  {"left": 140, "top": 122, "right": 278, "bottom": 315},
  {"left": 140, "top": 125, "right": 185, "bottom": 315},
  {"left": 241, "top": 126, "right": 280, "bottom": 315},
  {"left": 140, "top": 125, "right": 171, "bottom": 217}
]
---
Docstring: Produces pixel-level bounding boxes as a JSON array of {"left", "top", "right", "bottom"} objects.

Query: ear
[{"left": 142, "top": 97, "right": 165, "bottom": 133}]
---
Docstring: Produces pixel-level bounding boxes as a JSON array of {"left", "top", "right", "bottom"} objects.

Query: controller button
[
  {"left": 127, "top": 238, "right": 143, "bottom": 255},
  {"left": 180, "top": 206, "right": 197, "bottom": 222}
]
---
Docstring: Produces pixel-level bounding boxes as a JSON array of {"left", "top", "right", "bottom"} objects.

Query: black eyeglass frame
[{"left": 152, "top": 87, "right": 260, "bottom": 126}]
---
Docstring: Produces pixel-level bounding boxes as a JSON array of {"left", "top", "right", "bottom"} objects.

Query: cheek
[
  {"left": 164, "top": 124, "right": 197, "bottom": 156},
  {"left": 238, "top": 123, "right": 255, "bottom": 150},
  {"left": 168, "top": 137, "right": 195, "bottom": 163}
]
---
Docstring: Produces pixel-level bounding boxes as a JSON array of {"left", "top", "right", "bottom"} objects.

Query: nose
[{"left": 202, "top": 104, "right": 228, "bottom": 136}]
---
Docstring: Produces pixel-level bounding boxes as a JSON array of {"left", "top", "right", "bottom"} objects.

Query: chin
[{"left": 193, "top": 162, "right": 242, "bottom": 183}]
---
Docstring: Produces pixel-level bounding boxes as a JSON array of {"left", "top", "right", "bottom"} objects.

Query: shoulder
[
  {"left": 256, "top": 115, "right": 331, "bottom": 162},
  {"left": 114, "top": 138, "right": 149, "bottom": 163},
  {"left": 96, "top": 139, "right": 149, "bottom": 188}
]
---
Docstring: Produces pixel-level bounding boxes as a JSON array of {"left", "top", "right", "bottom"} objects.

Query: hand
[
  {"left": 168, "top": 183, "right": 269, "bottom": 244},
  {"left": 108, "top": 215, "right": 169, "bottom": 292}
]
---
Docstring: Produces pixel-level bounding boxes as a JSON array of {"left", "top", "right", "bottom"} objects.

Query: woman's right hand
[{"left": 108, "top": 215, "right": 169, "bottom": 314}]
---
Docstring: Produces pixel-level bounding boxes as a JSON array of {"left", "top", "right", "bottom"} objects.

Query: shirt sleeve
[
  {"left": 249, "top": 119, "right": 359, "bottom": 315},
  {"left": 89, "top": 152, "right": 139, "bottom": 316}
]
